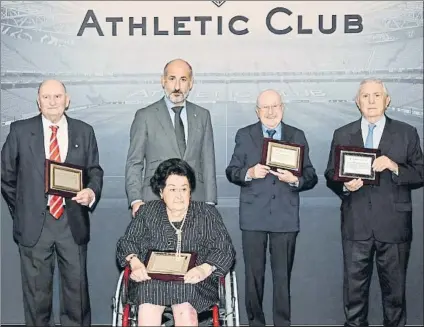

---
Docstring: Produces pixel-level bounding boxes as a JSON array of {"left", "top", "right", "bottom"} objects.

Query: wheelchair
[{"left": 112, "top": 266, "right": 240, "bottom": 326}]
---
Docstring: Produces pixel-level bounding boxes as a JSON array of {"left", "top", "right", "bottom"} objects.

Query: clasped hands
[
  {"left": 129, "top": 257, "right": 213, "bottom": 284},
  {"left": 344, "top": 155, "right": 398, "bottom": 192},
  {"left": 248, "top": 163, "right": 298, "bottom": 184}
]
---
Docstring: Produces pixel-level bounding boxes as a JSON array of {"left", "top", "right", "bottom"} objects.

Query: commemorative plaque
[
  {"left": 334, "top": 145, "right": 381, "bottom": 185},
  {"left": 45, "top": 159, "right": 84, "bottom": 197},
  {"left": 145, "top": 250, "right": 197, "bottom": 281},
  {"left": 261, "top": 138, "right": 304, "bottom": 177}
]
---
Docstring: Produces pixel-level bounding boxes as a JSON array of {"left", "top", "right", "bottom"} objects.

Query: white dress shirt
[{"left": 42, "top": 114, "right": 68, "bottom": 161}]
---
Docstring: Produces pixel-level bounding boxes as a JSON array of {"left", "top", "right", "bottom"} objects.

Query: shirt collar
[
  {"left": 41, "top": 113, "right": 67, "bottom": 131},
  {"left": 164, "top": 95, "right": 186, "bottom": 111},
  {"left": 261, "top": 122, "right": 282, "bottom": 134},
  {"left": 361, "top": 114, "right": 386, "bottom": 130}
]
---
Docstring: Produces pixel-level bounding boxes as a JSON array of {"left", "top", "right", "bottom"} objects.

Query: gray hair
[{"left": 356, "top": 78, "right": 389, "bottom": 98}]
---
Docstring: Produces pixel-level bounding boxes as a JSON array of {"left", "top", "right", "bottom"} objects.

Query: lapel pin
[{"left": 75, "top": 144, "right": 79, "bottom": 148}]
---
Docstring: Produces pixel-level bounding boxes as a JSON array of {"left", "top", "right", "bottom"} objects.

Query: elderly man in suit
[
  {"left": 1, "top": 80, "right": 104, "bottom": 326},
  {"left": 226, "top": 89, "right": 318, "bottom": 326},
  {"left": 125, "top": 58, "right": 217, "bottom": 217},
  {"left": 324, "top": 79, "right": 423, "bottom": 327}
]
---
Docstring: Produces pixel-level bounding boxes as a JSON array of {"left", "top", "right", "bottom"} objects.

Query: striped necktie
[{"left": 49, "top": 125, "right": 64, "bottom": 219}]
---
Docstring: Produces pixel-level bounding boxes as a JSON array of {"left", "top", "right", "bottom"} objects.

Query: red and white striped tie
[{"left": 49, "top": 125, "right": 64, "bottom": 219}]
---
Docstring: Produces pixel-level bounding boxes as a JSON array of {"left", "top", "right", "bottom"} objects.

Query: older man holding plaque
[
  {"left": 324, "top": 79, "right": 424, "bottom": 327},
  {"left": 226, "top": 89, "right": 318, "bottom": 326},
  {"left": 116, "top": 158, "right": 235, "bottom": 326},
  {"left": 1, "top": 80, "right": 103, "bottom": 326}
]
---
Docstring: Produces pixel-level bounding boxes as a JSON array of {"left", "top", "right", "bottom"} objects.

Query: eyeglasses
[{"left": 257, "top": 103, "right": 283, "bottom": 111}]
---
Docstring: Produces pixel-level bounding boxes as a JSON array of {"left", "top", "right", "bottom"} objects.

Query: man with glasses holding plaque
[
  {"left": 226, "top": 89, "right": 318, "bottom": 326},
  {"left": 324, "top": 79, "right": 424, "bottom": 327},
  {"left": 1, "top": 80, "right": 104, "bottom": 326}
]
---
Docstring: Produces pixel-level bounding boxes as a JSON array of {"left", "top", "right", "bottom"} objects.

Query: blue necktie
[
  {"left": 266, "top": 129, "right": 276, "bottom": 139},
  {"left": 364, "top": 124, "right": 376, "bottom": 148}
]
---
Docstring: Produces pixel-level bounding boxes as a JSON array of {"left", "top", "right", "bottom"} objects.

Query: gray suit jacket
[
  {"left": 226, "top": 121, "right": 318, "bottom": 232},
  {"left": 125, "top": 97, "right": 217, "bottom": 205}
]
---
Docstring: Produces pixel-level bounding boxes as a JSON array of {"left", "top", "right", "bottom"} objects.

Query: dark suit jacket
[
  {"left": 125, "top": 97, "right": 217, "bottom": 205},
  {"left": 324, "top": 116, "right": 423, "bottom": 243},
  {"left": 1, "top": 114, "right": 104, "bottom": 247},
  {"left": 226, "top": 121, "right": 318, "bottom": 232}
]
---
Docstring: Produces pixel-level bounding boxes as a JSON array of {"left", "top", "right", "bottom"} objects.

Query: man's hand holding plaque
[
  {"left": 247, "top": 164, "right": 271, "bottom": 179},
  {"left": 372, "top": 155, "right": 399, "bottom": 174},
  {"left": 269, "top": 168, "right": 299, "bottom": 184},
  {"left": 334, "top": 146, "right": 382, "bottom": 185},
  {"left": 72, "top": 188, "right": 95, "bottom": 207},
  {"left": 45, "top": 159, "right": 85, "bottom": 197},
  {"left": 261, "top": 139, "right": 304, "bottom": 177},
  {"left": 344, "top": 178, "right": 364, "bottom": 192}
]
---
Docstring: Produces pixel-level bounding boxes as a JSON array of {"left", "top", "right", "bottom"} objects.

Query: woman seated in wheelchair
[{"left": 116, "top": 158, "right": 236, "bottom": 326}]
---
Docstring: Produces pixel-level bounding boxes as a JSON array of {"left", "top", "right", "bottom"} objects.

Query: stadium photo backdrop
[{"left": 1, "top": 1, "right": 423, "bottom": 324}]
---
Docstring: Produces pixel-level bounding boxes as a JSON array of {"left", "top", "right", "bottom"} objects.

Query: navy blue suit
[{"left": 226, "top": 121, "right": 317, "bottom": 326}]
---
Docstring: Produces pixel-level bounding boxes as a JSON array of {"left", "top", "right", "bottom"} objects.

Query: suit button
[
  {"left": 272, "top": 180, "right": 276, "bottom": 185},
  {"left": 272, "top": 195, "right": 276, "bottom": 199},
  {"left": 42, "top": 212, "right": 45, "bottom": 216}
]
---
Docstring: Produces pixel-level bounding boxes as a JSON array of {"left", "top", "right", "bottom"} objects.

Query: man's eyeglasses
[{"left": 257, "top": 103, "right": 283, "bottom": 111}]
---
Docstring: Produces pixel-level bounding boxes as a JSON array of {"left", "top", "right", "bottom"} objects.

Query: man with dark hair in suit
[
  {"left": 125, "top": 58, "right": 217, "bottom": 217},
  {"left": 324, "top": 79, "right": 424, "bottom": 327},
  {"left": 226, "top": 89, "right": 318, "bottom": 326},
  {"left": 1, "top": 80, "right": 104, "bottom": 326}
]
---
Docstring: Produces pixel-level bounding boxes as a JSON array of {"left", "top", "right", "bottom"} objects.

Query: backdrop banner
[{"left": 1, "top": 1, "right": 423, "bottom": 325}]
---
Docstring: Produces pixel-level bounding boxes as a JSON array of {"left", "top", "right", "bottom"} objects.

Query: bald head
[
  {"left": 37, "top": 79, "right": 70, "bottom": 124},
  {"left": 255, "top": 89, "right": 284, "bottom": 129},
  {"left": 163, "top": 59, "right": 193, "bottom": 78},
  {"left": 256, "top": 89, "right": 282, "bottom": 108},
  {"left": 38, "top": 79, "right": 66, "bottom": 95}
]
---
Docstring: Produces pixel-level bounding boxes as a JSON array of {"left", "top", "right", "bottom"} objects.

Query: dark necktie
[
  {"left": 266, "top": 129, "right": 276, "bottom": 139},
  {"left": 172, "top": 106, "right": 186, "bottom": 156}
]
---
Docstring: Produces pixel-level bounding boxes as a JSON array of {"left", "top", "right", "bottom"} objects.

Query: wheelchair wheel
[
  {"left": 112, "top": 268, "right": 137, "bottom": 327},
  {"left": 220, "top": 271, "right": 239, "bottom": 326},
  {"left": 222, "top": 271, "right": 240, "bottom": 326}
]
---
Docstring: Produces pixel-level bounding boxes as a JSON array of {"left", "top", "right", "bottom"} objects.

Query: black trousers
[
  {"left": 18, "top": 210, "right": 91, "bottom": 326},
  {"left": 242, "top": 230, "right": 298, "bottom": 327},
  {"left": 342, "top": 237, "right": 411, "bottom": 327}
]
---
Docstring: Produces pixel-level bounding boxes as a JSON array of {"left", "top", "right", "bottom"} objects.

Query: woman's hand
[
  {"left": 184, "top": 263, "right": 213, "bottom": 284},
  {"left": 129, "top": 257, "right": 151, "bottom": 282}
]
